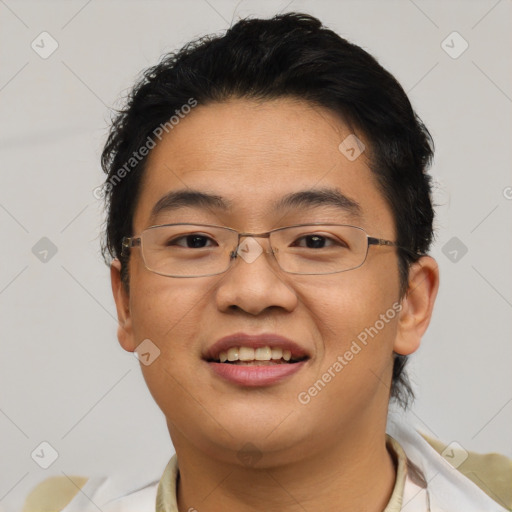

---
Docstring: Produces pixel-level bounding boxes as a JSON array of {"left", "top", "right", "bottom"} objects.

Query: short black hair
[{"left": 100, "top": 12, "right": 435, "bottom": 408}]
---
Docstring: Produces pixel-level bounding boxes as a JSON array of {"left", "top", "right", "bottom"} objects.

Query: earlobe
[
  {"left": 110, "top": 259, "right": 136, "bottom": 352},
  {"left": 394, "top": 256, "right": 439, "bottom": 356}
]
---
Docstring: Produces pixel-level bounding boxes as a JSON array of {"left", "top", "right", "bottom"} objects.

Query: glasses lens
[
  {"left": 271, "top": 225, "right": 368, "bottom": 274},
  {"left": 140, "top": 224, "right": 235, "bottom": 277}
]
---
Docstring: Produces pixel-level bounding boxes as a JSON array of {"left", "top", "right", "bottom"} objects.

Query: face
[{"left": 112, "top": 97, "right": 436, "bottom": 467}]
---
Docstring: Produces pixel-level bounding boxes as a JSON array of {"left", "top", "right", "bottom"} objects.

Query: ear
[
  {"left": 394, "top": 256, "right": 439, "bottom": 356},
  {"left": 111, "top": 258, "right": 136, "bottom": 352}
]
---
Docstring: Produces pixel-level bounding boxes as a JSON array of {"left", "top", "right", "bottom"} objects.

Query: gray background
[{"left": 1, "top": 0, "right": 511, "bottom": 509}]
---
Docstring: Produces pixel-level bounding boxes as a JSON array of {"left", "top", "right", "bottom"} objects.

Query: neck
[{"left": 170, "top": 422, "right": 396, "bottom": 512}]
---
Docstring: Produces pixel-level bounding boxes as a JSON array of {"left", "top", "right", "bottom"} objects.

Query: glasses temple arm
[
  {"left": 368, "top": 237, "right": 423, "bottom": 257},
  {"left": 121, "top": 237, "right": 141, "bottom": 257}
]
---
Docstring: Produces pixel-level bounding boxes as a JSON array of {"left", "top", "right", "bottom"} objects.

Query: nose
[{"left": 214, "top": 236, "right": 298, "bottom": 316}]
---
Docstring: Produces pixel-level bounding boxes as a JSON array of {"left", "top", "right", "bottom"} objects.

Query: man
[{"left": 24, "top": 12, "right": 511, "bottom": 512}]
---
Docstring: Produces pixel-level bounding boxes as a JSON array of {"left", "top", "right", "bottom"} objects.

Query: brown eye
[
  {"left": 292, "top": 234, "right": 347, "bottom": 249},
  {"left": 169, "top": 234, "right": 217, "bottom": 248}
]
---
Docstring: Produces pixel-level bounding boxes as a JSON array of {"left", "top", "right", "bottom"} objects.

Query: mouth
[{"left": 203, "top": 333, "right": 310, "bottom": 386}]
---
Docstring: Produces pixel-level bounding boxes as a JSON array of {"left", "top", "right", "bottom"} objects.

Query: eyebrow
[
  {"left": 149, "top": 187, "right": 362, "bottom": 221},
  {"left": 274, "top": 188, "right": 362, "bottom": 217}
]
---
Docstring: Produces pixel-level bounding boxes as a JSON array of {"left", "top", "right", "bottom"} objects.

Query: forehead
[{"left": 133, "top": 98, "right": 394, "bottom": 233}]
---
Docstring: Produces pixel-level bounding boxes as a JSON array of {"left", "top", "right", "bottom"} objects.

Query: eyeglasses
[{"left": 122, "top": 223, "right": 411, "bottom": 278}]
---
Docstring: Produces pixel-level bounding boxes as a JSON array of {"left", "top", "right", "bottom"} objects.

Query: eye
[
  {"left": 168, "top": 234, "right": 218, "bottom": 249},
  {"left": 292, "top": 234, "right": 347, "bottom": 249}
]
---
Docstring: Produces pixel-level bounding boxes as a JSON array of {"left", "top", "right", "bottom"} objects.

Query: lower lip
[{"left": 207, "top": 361, "right": 307, "bottom": 387}]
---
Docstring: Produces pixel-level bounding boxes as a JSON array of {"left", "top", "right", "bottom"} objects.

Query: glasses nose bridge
[
  {"left": 229, "top": 230, "right": 277, "bottom": 261},
  {"left": 237, "top": 230, "right": 274, "bottom": 249}
]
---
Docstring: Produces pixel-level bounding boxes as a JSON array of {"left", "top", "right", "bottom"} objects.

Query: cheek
[
  {"left": 304, "top": 263, "right": 399, "bottom": 337},
  {"left": 129, "top": 270, "right": 209, "bottom": 343},
  {"left": 128, "top": 275, "right": 210, "bottom": 402},
  {"left": 296, "top": 285, "right": 399, "bottom": 430},
  {"left": 298, "top": 265, "right": 400, "bottom": 386}
]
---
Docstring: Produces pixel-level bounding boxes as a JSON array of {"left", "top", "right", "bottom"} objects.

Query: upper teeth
[{"left": 219, "top": 347, "right": 292, "bottom": 363}]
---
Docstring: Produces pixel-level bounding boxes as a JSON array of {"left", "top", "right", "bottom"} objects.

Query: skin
[{"left": 111, "top": 97, "right": 439, "bottom": 512}]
